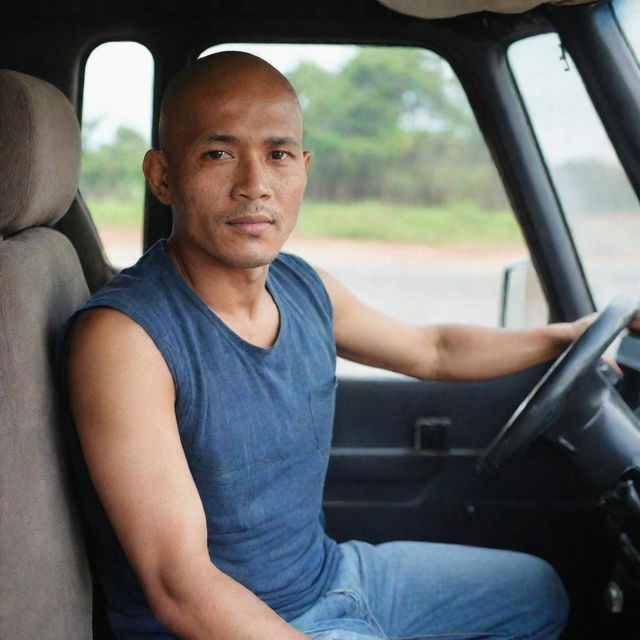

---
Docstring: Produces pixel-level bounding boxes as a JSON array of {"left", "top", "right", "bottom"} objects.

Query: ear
[
  {"left": 303, "top": 150, "right": 311, "bottom": 174},
  {"left": 143, "top": 149, "right": 172, "bottom": 205}
]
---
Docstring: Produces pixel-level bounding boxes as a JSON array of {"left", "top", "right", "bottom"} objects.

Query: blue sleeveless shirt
[{"left": 59, "top": 240, "right": 340, "bottom": 639}]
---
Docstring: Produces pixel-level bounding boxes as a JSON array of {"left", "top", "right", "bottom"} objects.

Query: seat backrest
[{"left": 0, "top": 69, "right": 92, "bottom": 638}]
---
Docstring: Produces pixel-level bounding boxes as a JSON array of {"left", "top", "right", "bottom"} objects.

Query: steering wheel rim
[{"left": 476, "top": 296, "right": 639, "bottom": 475}]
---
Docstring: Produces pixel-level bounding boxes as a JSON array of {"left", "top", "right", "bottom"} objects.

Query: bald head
[{"left": 158, "top": 51, "right": 301, "bottom": 155}]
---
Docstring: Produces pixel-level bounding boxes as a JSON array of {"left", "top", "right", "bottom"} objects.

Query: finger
[
  {"left": 628, "top": 313, "right": 640, "bottom": 332},
  {"left": 602, "top": 355, "right": 623, "bottom": 378}
]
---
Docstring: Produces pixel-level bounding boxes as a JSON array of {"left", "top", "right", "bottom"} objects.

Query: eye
[
  {"left": 206, "top": 150, "right": 232, "bottom": 160},
  {"left": 270, "top": 150, "right": 290, "bottom": 161}
]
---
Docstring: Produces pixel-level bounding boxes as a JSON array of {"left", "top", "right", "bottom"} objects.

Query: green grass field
[
  {"left": 89, "top": 197, "right": 145, "bottom": 229},
  {"left": 87, "top": 196, "right": 522, "bottom": 246},
  {"left": 297, "top": 200, "right": 521, "bottom": 245}
]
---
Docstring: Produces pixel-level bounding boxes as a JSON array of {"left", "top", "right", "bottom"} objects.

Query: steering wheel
[{"left": 476, "top": 296, "right": 639, "bottom": 475}]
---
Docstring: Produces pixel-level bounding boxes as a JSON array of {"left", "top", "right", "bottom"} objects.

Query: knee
[{"left": 507, "top": 553, "right": 569, "bottom": 639}]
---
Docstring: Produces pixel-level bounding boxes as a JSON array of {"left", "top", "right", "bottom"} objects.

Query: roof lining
[{"left": 376, "top": 0, "right": 598, "bottom": 19}]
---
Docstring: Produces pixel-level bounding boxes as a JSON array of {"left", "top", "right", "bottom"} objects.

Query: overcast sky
[
  {"left": 82, "top": 5, "right": 640, "bottom": 166},
  {"left": 82, "top": 43, "right": 356, "bottom": 149}
]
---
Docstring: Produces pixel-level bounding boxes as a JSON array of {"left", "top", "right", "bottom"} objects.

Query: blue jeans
[{"left": 289, "top": 540, "right": 569, "bottom": 640}]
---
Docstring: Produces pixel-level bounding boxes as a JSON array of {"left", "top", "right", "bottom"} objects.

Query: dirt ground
[{"left": 100, "top": 227, "right": 526, "bottom": 270}]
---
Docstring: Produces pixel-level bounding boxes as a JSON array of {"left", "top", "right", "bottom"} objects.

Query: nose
[{"left": 231, "top": 155, "right": 272, "bottom": 202}]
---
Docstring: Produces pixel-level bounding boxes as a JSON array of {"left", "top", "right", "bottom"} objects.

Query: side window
[
  {"left": 613, "top": 0, "right": 640, "bottom": 50},
  {"left": 509, "top": 33, "right": 640, "bottom": 309},
  {"left": 201, "top": 43, "right": 547, "bottom": 377},
  {"left": 80, "top": 41, "right": 153, "bottom": 267}
]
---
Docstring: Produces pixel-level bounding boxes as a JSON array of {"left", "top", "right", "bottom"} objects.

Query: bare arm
[
  {"left": 318, "top": 268, "right": 588, "bottom": 382},
  {"left": 67, "top": 308, "right": 307, "bottom": 640}
]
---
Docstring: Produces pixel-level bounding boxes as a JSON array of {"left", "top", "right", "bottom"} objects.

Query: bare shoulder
[
  {"left": 69, "top": 306, "right": 150, "bottom": 353},
  {"left": 313, "top": 265, "right": 360, "bottom": 311},
  {"left": 313, "top": 264, "right": 339, "bottom": 290},
  {"left": 67, "top": 306, "right": 174, "bottom": 410},
  {"left": 69, "top": 307, "right": 166, "bottom": 368}
]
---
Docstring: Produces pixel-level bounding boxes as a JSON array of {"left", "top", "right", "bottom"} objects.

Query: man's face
[{"left": 152, "top": 80, "right": 309, "bottom": 270}]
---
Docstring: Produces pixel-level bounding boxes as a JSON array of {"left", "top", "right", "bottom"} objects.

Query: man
[{"left": 63, "top": 51, "right": 585, "bottom": 639}]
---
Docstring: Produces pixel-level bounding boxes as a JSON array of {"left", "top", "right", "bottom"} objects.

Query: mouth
[{"left": 226, "top": 214, "right": 275, "bottom": 235}]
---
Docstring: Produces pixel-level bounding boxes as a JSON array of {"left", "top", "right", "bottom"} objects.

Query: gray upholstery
[
  {"left": 0, "top": 72, "right": 92, "bottom": 638},
  {"left": 376, "top": 0, "right": 592, "bottom": 19},
  {"left": 0, "top": 69, "right": 81, "bottom": 236}
]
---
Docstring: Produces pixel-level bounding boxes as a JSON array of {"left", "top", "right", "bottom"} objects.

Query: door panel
[
  {"left": 324, "top": 363, "right": 591, "bottom": 543},
  {"left": 324, "top": 366, "right": 610, "bottom": 639}
]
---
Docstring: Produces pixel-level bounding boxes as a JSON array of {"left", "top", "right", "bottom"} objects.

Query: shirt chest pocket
[
  {"left": 185, "top": 377, "right": 338, "bottom": 475},
  {"left": 309, "top": 377, "right": 338, "bottom": 454}
]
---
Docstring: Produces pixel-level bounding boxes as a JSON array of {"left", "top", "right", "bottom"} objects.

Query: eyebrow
[
  {"left": 202, "top": 134, "right": 237, "bottom": 144},
  {"left": 202, "top": 133, "right": 300, "bottom": 147},
  {"left": 266, "top": 137, "right": 301, "bottom": 147}
]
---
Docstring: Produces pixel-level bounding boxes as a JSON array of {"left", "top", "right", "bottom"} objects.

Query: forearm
[
  {"left": 422, "top": 319, "right": 586, "bottom": 382},
  {"left": 146, "top": 556, "right": 308, "bottom": 640}
]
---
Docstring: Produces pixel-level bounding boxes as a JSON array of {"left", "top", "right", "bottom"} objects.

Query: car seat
[{"left": 0, "top": 69, "right": 92, "bottom": 638}]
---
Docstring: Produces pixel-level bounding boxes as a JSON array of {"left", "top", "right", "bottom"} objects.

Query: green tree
[
  {"left": 81, "top": 126, "right": 149, "bottom": 201},
  {"left": 288, "top": 47, "right": 506, "bottom": 208}
]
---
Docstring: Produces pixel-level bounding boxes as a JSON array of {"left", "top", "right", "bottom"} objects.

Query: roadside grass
[
  {"left": 297, "top": 200, "right": 521, "bottom": 245},
  {"left": 86, "top": 196, "right": 522, "bottom": 245},
  {"left": 88, "top": 196, "right": 144, "bottom": 229}
]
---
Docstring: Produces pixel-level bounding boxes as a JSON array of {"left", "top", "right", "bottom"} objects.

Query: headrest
[{"left": 0, "top": 70, "right": 81, "bottom": 236}]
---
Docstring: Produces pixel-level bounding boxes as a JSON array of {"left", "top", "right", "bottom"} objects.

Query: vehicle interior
[{"left": 3, "top": 0, "right": 640, "bottom": 638}]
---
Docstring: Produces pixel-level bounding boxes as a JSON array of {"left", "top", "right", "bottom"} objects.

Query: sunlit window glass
[
  {"left": 81, "top": 41, "right": 153, "bottom": 267},
  {"left": 509, "top": 34, "right": 640, "bottom": 309},
  {"left": 613, "top": 0, "right": 640, "bottom": 56}
]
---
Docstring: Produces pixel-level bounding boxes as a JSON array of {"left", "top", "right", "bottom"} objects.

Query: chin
[
  {"left": 190, "top": 232, "right": 284, "bottom": 270},
  {"left": 215, "top": 248, "right": 281, "bottom": 270}
]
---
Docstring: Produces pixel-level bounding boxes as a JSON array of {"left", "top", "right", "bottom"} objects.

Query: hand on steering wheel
[{"left": 477, "top": 296, "right": 639, "bottom": 475}]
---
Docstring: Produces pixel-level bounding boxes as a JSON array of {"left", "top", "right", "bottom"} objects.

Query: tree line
[{"left": 80, "top": 46, "right": 636, "bottom": 216}]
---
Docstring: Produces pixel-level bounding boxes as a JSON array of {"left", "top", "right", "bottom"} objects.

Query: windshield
[
  {"left": 509, "top": 31, "right": 640, "bottom": 309},
  {"left": 613, "top": 0, "right": 640, "bottom": 58}
]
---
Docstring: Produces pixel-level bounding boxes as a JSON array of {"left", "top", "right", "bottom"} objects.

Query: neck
[{"left": 165, "top": 237, "right": 270, "bottom": 320}]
